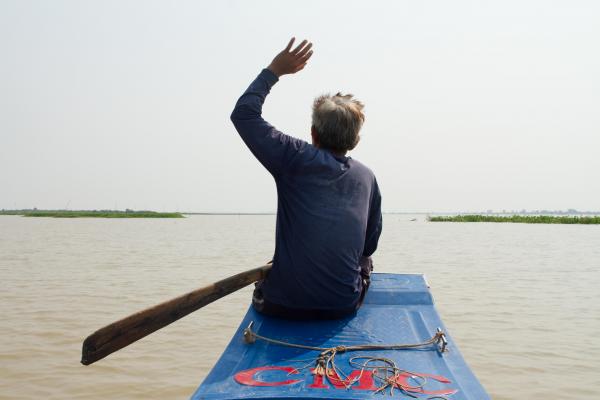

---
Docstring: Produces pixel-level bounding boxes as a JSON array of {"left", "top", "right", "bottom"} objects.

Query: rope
[
  {"left": 242, "top": 321, "right": 449, "bottom": 395},
  {"left": 244, "top": 321, "right": 447, "bottom": 354}
]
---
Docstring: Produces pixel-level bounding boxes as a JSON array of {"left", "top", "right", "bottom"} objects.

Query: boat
[{"left": 191, "top": 273, "right": 491, "bottom": 399}]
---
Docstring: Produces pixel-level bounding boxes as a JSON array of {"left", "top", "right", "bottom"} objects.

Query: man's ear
[{"left": 311, "top": 126, "right": 319, "bottom": 147}]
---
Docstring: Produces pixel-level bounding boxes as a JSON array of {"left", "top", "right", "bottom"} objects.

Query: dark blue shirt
[{"left": 231, "top": 69, "right": 382, "bottom": 310}]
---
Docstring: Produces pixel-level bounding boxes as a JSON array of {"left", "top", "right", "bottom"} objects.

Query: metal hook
[{"left": 243, "top": 321, "right": 256, "bottom": 344}]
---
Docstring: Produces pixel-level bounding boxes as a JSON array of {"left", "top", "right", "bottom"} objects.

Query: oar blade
[{"left": 81, "top": 264, "right": 271, "bottom": 365}]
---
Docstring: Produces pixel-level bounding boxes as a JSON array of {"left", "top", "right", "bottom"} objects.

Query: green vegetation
[
  {"left": 0, "top": 210, "right": 25, "bottom": 215},
  {"left": 0, "top": 209, "right": 184, "bottom": 218},
  {"left": 428, "top": 215, "right": 600, "bottom": 224}
]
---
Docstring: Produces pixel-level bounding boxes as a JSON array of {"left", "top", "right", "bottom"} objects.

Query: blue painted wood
[{"left": 191, "top": 273, "right": 491, "bottom": 399}]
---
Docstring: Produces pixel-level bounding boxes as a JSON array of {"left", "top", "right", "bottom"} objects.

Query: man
[{"left": 231, "top": 38, "right": 382, "bottom": 320}]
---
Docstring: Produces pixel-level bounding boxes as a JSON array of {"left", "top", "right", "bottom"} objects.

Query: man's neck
[
  {"left": 312, "top": 140, "right": 347, "bottom": 158},
  {"left": 327, "top": 148, "right": 347, "bottom": 158}
]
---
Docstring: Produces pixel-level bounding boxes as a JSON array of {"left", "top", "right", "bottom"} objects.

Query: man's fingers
[
  {"left": 292, "top": 39, "right": 308, "bottom": 55},
  {"left": 300, "top": 50, "right": 313, "bottom": 63},
  {"left": 294, "top": 63, "right": 307, "bottom": 73},
  {"left": 284, "top": 37, "right": 295, "bottom": 52},
  {"left": 296, "top": 42, "right": 313, "bottom": 58}
]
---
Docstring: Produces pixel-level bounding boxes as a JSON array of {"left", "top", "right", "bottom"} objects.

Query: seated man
[{"left": 231, "top": 38, "right": 382, "bottom": 320}]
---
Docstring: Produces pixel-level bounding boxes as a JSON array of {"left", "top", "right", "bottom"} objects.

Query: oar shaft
[{"left": 81, "top": 264, "right": 271, "bottom": 365}]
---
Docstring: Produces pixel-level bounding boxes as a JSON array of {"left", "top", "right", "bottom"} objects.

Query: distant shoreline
[
  {"left": 428, "top": 215, "right": 600, "bottom": 224},
  {"left": 2, "top": 209, "right": 599, "bottom": 219},
  {"left": 0, "top": 210, "right": 184, "bottom": 218}
]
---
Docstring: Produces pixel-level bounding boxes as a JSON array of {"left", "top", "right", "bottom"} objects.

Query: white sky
[{"left": 1, "top": 0, "right": 598, "bottom": 213}]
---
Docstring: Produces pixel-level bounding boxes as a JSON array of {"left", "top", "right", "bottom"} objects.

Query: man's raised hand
[{"left": 267, "top": 38, "right": 313, "bottom": 78}]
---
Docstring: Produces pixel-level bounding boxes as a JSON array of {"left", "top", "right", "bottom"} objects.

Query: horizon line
[{"left": 3, "top": 209, "right": 600, "bottom": 215}]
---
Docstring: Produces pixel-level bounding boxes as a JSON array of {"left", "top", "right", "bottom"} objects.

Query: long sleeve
[
  {"left": 230, "top": 69, "right": 307, "bottom": 176},
  {"left": 363, "top": 178, "right": 382, "bottom": 257}
]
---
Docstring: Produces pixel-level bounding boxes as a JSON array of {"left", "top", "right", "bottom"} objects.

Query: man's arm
[
  {"left": 363, "top": 178, "right": 383, "bottom": 258},
  {"left": 230, "top": 38, "right": 313, "bottom": 176}
]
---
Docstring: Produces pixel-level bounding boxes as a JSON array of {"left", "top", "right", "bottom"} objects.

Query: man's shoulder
[{"left": 348, "top": 157, "right": 376, "bottom": 179}]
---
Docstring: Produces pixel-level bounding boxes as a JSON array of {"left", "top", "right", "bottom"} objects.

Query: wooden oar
[{"left": 81, "top": 264, "right": 272, "bottom": 365}]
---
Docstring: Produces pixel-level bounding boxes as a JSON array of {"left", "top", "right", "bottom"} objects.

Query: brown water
[{"left": 1, "top": 215, "right": 599, "bottom": 399}]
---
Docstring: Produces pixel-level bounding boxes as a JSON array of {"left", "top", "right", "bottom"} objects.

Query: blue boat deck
[{"left": 191, "top": 273, "right": 490, "bottom": 399}]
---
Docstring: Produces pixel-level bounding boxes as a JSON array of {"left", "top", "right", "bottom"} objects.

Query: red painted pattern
[
  {"left": 234, "top": 366, "right": 301, "bottom": 387},
  {"left": 393, "top": 372, "right": 457, "bottom": 396},
  {"left": 308, "top": 368, "right": 375, "bottom": 390},
  {"left": 234, "top": 365, "right": 457, "bottom": 395}
]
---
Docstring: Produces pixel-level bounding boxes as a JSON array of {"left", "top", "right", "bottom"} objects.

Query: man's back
[{"left": 264, "top": 148, "right": 381, "bottom": 309}]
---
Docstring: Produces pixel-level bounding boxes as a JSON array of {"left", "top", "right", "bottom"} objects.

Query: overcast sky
[{"left": 1, "top": 0, "right": 598, "bottom": 212}]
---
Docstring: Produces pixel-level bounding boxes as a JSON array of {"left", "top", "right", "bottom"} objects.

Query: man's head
[{"left": 311, "top": 93, "right": 365, "bottom": 154}]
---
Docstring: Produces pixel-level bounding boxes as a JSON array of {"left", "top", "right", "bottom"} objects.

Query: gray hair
[{"left": 311, "top": 92, "right": 365, "bottom": 152}]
